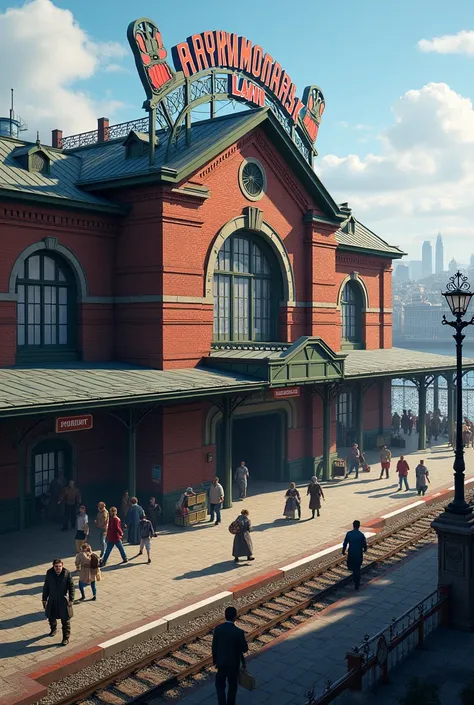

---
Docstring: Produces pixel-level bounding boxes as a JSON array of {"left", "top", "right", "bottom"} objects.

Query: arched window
[
  {"left": 213, "top": 233, "right": 280, "bottom": 342},
  {"left": 16, "top": 252, "right": 78, "bottom": 361},
  {"left": 341, "top": 280, "right": 364, "bottom": 347}
]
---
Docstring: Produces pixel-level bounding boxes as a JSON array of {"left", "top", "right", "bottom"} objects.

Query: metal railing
[{"left": 306, "top": 587, "right": 449, "bottom": 704}]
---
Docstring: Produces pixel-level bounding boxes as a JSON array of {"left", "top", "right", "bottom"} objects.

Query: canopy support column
[
  {"left": 433, "top": 375, "right": 439, "bottom": 413},
  {"left": 409, "top": 374, "right": 434, "bottom": 451},
  {"left": 212, "top": 394, "right": 250, "bottom": 510},
  {"left": 356, "top": 383, "right": 364, "bottom": 453},
  {"left": 446, "top": 373, "right": 455, "bottom": 445},
  {"left": 314, "top": 383, "right": 340, "bottom": 481}
]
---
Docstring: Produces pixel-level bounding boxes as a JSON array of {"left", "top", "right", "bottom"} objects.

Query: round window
[{"left": 239, "top": 158, "right": 266, "bottom": 201}]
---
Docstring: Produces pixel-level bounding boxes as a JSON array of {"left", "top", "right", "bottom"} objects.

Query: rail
[{"left": 306, "top": 586, "right": 450, "bottom": 704}]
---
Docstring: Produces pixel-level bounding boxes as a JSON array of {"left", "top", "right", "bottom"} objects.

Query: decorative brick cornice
[
  {"left": 0, "top": 206, "right": 117, "bottom": 233},
  {"left": 254, "top": 131, "right": 309, "bottom": 212},
  {"left": 197, "top": 133, "right": 255, "bottom": 180}
]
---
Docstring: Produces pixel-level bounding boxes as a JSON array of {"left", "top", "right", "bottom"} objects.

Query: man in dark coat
[
  {"left": 342, "top": 520, "right": 368, "bottom": 590},
  {"left": 42, "top": 558, "right": 75, "bottom": 645},
  {"left": 212, "top": 606, "right": 248, "bottom": 705}
]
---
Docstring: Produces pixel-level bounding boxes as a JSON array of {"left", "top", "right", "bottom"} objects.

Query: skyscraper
[
  {"left": 422, "top": 240, "right": 433, "bottom": 279},
  {"left": 435, "top": 233, "right": 444, "bottom": 274}
]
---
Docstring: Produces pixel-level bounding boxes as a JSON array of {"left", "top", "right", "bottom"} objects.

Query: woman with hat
[{"left": 307, "top": 476, "right": 325, "bottom": 519}]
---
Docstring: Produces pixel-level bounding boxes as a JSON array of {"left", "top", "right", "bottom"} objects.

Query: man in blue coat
[
  {"left": 342, "top": 520, "right": 368, "bottom": 590},
  {"left": 212, "top": 606, "right": 248, "bottom": 705}
]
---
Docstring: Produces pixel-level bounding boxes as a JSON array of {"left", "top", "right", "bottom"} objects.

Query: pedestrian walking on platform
[
  {"left": 230, "top": 509, "right": 254, "bottom": 562},
  {"left": 101, "top": 507, "right": 128, "bottom": 566},
  {"left": 212, "top": 606, "right": 248, "bottom": 705},
  {"left": 94, "top": 502, "right": 109, "bottom": 558},
  {"left": 146, "top": 496, "right": 161, "bottom": 535},
  {"left": 125, "top": 497, "right": 145, "bottom": 545},
  {"left": 234, "top": 462, "right": 249, "bottom": 500},
  {"left": 307, "top": 476, "right": 324, "bottom": 518},
  {"left": 209, "top": 476, "right": 225, "bottom": 525},
  {"left": 342, "top": 520, "right": 368, "bottom": 590},
  {"left": 401, "top": 410, "right": 409, "bottom": 435},
  {"left": 59, "top": 479, "right": 81, "bottom": 531},
  {"left": 396, "top": 456, "right": 410, "bottom": 491},
  {"left": 48, "top": 471, "right": 66, "bottom": 522},
  {"left": 138, "top": 514, "right": 154, "bottom": 563},
  {"left": 415, "top": 460, "right": 430, "bottom": 496},
  {"left": 42, "top": 558, "right": 74, "bottom": 646},
  {"left": 75, "top": 543, "right": 101, "bottom": 601},
  {"left": 120, "top": 490, "right": 132, "bottom": 524},
  {"left": 346, "top": 443, "right": 361, "bottom": 479},
  {"left": 283, "top": 482, "right": 301, "bottom": 520},
  {"left": 74, "top": 505, "right": 89, "bottom": 553},
  {"left": 379, "top": 445, "right": 392, "bottom": 480}
]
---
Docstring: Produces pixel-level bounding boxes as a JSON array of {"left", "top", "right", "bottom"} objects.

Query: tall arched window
[
  {"left": 213, "top": 233, "right": 280, "bottom": 342},
  {"left": 341, "top": 280, "right": 364, "bottom": 347},
  {"left": 16, "top": 253, "right": 78, "bottom": 361}
]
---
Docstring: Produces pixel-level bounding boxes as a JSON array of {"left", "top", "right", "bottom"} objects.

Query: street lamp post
[
  {"left": 432, "top": 271, "right": 474, "bottom": 631},
  {"left": 441, "top": 271, "right": 474, "bottom": 515}
]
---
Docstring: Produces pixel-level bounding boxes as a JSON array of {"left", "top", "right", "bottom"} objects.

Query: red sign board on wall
[
  {"left": 56, "top": 415, "right": 93, "bottom": 433},
  {"left": 272, "top": 387, "right": 300, "bottom": 399}
]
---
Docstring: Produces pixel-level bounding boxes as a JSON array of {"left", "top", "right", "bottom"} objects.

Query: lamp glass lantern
[{"left": 442, "top": 273, "right": 474, "bottom": 316}]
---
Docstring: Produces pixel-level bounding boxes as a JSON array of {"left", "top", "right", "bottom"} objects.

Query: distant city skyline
[
  {"left": 435, "top": 234, "right": 444, "bottom": 274},
  {"left": 422, "top": 240, "right": 432, "bottom": 279}
]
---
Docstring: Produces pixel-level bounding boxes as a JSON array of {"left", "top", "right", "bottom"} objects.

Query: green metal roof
[
  {"left": 336, "top": 216, "right": 405, "bottom": 259},
  {"left": 0, "top": 364, "right": 266, "bottom": 418},
  {"left": 0, "top": 136, "right": 124, "bottom": 214},
  {"left": 344, "top": 347, "right": 474, "bottom": 379}
]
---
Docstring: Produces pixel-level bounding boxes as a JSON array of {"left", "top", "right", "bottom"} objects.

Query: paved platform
[
  {"left": 177, "top": 545, "right": 439, "bottom": 704},
  {"left": 0, "top": 435, "right": 471, "bottom": 701}
]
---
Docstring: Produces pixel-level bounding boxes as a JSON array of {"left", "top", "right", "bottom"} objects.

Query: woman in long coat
[
  {"left": 283, "top": 482, "right": 301, "bottom": 520},
  {"left": 125, "top": 497, "right": 145, "bottom": 545},
  {"left": 307, "top": 476, "right": 325, "bottom": 518},
  {"left": 415, "top": 461, "right": 430, "bottom": 496},
  {"left": 232, "top": 509, "right": 254, "bottom": 562},
  {"left": 75, "top": 543, "right": 101, "bottom": 600}
]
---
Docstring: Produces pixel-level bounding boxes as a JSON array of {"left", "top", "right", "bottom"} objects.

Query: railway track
[{"left": 50, "top": 508, "right": 444, "bottom": 705}]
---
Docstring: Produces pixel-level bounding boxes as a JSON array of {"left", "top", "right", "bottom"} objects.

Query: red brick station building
[{"left": 0, "top": 19, "right": 467, "bottom": 533}]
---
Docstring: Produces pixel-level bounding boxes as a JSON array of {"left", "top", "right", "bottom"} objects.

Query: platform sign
[
  {"left": 55, "top": 414, "right": 93, "bottom": 433},
  {"left": 127, "top": 17, "right": 325, "bottom": 164},
  {"left": 273, "top": 387, "right": 300, "bottom": 399}
]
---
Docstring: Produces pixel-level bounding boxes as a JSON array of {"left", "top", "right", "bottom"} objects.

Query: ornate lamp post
[
  {"left": 441, "top": 271, "right": 474, "bottom": 515},
  {"left": 432, "top": 270, "right": 474, "bottom": 631}
]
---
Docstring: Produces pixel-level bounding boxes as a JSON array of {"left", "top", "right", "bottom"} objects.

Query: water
[{"left": 391, "top": 342, "right": 474, "bottom": 417}]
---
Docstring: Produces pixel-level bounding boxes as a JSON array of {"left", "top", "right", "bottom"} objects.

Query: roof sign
[
  {"left": 56, "top": 414, "right": 93, "bottom": 433},
  {"left": 127, "top": 17, "right": 325, "bottom": 164}
]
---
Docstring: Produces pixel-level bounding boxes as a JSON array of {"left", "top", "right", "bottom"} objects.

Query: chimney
[
  {"left": 97, "top": 117, "right": 109, "bottom": 143},
  {"left": 51, "top": 129, "right": 63, "bottom": 149}
]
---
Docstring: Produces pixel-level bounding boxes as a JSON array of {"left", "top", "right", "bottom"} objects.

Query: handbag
[
  {"left": 238, "top": 667, "right": 256, "bottom": 690},
  {"left": 228, "top": 519, "right": 241, "bottom": 535}
]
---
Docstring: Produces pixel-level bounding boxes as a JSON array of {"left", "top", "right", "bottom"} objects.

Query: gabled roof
[
  {"left": 0, "top": 135, "right": 125, "bottom": 214},
  {"left": 72, "top": 108, "right": 346, "bottom": 222},
  {"left": 336, "top": 215, "right": 405, "bottom": 259}
]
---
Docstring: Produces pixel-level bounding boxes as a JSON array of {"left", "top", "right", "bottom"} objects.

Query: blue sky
[{"left": 0, "top": 0, "right": 474, "bottom": 262}]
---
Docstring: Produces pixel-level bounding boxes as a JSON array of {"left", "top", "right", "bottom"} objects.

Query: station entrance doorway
[{"left": 231, "top": 412, "right": 285, "bottom": 483}]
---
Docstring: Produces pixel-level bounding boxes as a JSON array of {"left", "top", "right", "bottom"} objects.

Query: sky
[{"left": 0, "top": 0, "right": 474, "bottom": 264}]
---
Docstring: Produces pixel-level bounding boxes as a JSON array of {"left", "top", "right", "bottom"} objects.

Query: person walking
[
  {"left": 75, "top": 543, "right": 101, "bottom": 601},
  {"left": 401, "top": 410, "right": 409, "bottom": 435},
  {"left": 138, "top": 514, "right": 154, "bottom": 563},
  {"left": 146, "top": 496, "right": 161, "bottom": 536},
  {"left": 48, "top": 471, "right": 66, "bottom": 522},
  {"left": 120, "top": 491, "right": 132, "bottom": 524},
  {"left": 346, "top": 443, "right": 361, "bottom": 479},
  {"left": 125, "top": 497, "right": 145, "bottom": 545},
  {"left": 59, "top": 480, "right": 81, "bottom": 531},
  {"left": 42, "top": 558, "right": 74, "bottom": 645},
  {"left": 230, "top": 509, "right": 254, "bottom": 563},
  {"left": 234, "top": 462, "right": 249, "bottom": 500},
  {"left": 74, "top": 505, "right": 89, "bottom": 553},
  {"left": 415, "top": 460, "right": 430, "bottom": 496},
  {"left": 379, "top": 445, "right": 392, "bottom": 480},
  {"left": 396, "top": 455, "right": 410, "bottom": 491},
  {"left": 212, "top": 606, "right": 249, "bottom": 705},
  {"left": 342, "top": 520, "right": 368, "bottom": 590},
  {"left": 408, "top": 411, "right": 414, "bottom": 436},
  {"left": 283, "top": 482, "right": 301, "bottom": 520},
  {"left": 94, "top": 502, "right": 109, "bottom": 558},
  {"left": 101, "top": 507, "right": 128, "bottom": 566},
  {"left": 307, "top": 476, "right": 324, "bottom": 518},
  {"left": 209, "top": 476, "right": 225, "bottom": 525}
]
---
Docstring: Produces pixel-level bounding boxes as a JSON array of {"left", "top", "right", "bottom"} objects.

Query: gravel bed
[{"left": 38, "top": 491, "right": 469, "bottom": 705}]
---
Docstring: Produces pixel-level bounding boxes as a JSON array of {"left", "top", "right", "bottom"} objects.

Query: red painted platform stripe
[
  {"left": 230, "top": 569, "right": 282, "bottom": 599},
  {"left": 28, "top": 645, "right": 103, "bottom": 685}
]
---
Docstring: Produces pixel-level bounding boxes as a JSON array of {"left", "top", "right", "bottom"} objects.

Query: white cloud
[
  {"left": 419, "top": 30, "right": 474, "bottom": 55},
  {"left": 0, "top": 0, "right": 125, "bottom": 141},
  {"left": 317, "top": 82, "right": 474, "bottom": 260},
  {"left": 104, "top": 64, "right": 130, "bottom": 75}
]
